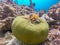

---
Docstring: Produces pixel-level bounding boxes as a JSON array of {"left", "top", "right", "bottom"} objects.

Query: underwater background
[
  {"left": 12, "top": 0, "right": 60, "bottom": 11},
  {"left": 0, "top": 0, "right": 60, "bottom": 45}
]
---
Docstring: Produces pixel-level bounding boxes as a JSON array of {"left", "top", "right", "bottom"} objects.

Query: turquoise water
[{"left": 13, "top": 0, "right": 60, "bottom": 11}]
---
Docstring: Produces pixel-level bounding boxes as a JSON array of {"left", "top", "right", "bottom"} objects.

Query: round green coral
[{"left": 11, "top": 16, "right": 49, "bottom": 44}]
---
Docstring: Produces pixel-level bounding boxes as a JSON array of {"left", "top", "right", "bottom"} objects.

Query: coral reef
[
  {"left": 0, "top": 2, "right": 35, "bottom": 33},
  {"left": 0, "top": 1, "right": 60, "bottom": 45}
]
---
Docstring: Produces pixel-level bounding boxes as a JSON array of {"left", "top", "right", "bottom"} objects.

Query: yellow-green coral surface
[{"left": 11, "top": 16, "right": 49, "bottom": 44}]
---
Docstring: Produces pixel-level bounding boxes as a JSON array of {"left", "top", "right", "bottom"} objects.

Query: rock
[
  {"left": 6, "top": 36, "right": 25, "bottom": 45},
  {"left": 0, "top": 32, "right": 12, "bottom": 45}
]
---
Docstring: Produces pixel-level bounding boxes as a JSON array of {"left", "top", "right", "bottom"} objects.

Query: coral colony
[{"left": 0, "top": 0, "right": 60, "bottom": 45}]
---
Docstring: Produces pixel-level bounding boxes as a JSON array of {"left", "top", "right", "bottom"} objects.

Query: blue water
[{"left": 12, "top": 0, "right": 60, "bottom": 11}]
